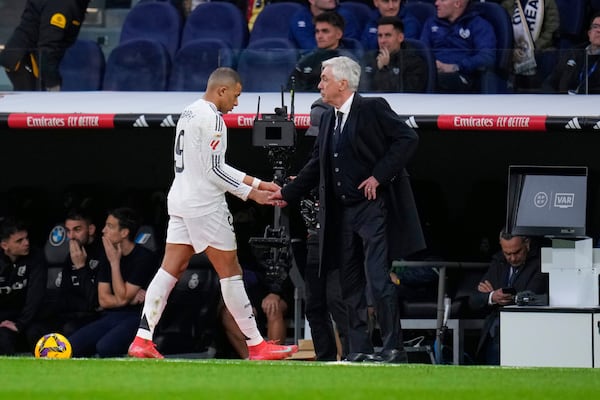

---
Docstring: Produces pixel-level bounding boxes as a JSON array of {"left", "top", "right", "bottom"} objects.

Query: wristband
[{"left": 251, "top": 177, "right": 261, "bottom": 189}]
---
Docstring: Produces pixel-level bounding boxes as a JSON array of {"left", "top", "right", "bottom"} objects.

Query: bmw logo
[{"left": 49, "top": 225, "right": 67, "bottom": 247}]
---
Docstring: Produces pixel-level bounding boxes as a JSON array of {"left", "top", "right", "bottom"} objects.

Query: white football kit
[{"left": 166, "top": 99, "right": 252, "bottom": 251}]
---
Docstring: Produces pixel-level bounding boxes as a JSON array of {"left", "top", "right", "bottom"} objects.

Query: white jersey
[{"left": 167, "top": 98, "right": 252, "bottom": 218}]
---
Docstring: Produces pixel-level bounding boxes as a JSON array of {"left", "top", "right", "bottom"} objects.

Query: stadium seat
[
  {"left": 403, "top": 0, "right": 436, "bottom": 34},
  {"left": 339, "top": 37, "right": 365, "bottom": 62},
  {"left": 471, "top": 1, "right": 513, "bottom": 93},
  {"left": 405, "top": 38, "right": 436, "bottom": 93},
  {"left": 119, "top": 0, "right": 182, "bottom": 60},
  {"left": 237, "top": 39, "right": 298, "bottom": 92},
  {"left": 168, "top": 38, "right": 235, "bottom": 91},
  {"left": 249, "top": 2, "right": 305, "bottom": 45},
  {"left": 338, "top": 1, "right": 374, "bottom": 34},
  {"left": 182, "top": 2, "right": 249, "bottom": 51},
  {"left": 554, "top": 0, "right": 588, "bottom": 49},
  {"left": 59, "top": 40, "right": 105, "bottom": 91},
  {"left": 103, "top": 39, "right": 171, "bottom": 91}
]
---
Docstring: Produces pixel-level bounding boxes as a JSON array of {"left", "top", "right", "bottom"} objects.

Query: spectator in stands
[
  {"left": 0, "top": 217, "right": 48, "bottom": 355},
  {"left": 291, "top": 11, "right": 354, "bottom": 92},
  {"left": 501, "top": 0, "right": 559, "bottom": 92},
  {"left": 0, "top": 0, "right": 91, "bottom": 91},
  {"left": 68, "top": 207, "right": 158, "bottom": 357},
  {"left": 55, "top": 208, "right": 106, "bottom": 336},
  {"left": 361, "top": 0, "right": 421, "bottom": 51},
  {"left": 469, "top": 229, "right": 548, "bottom": 365},
  {"left": 289, "top": 0, "right": 360, "bottom": 52},
  {"left": 542, "top": 12, "right": 600, "bottom": 95},
  {"left": 420, "top": 0, "right": 496, "bottom": 93},
  {"left": 127, "top": 67, "right": 298, "bottom": 361},
  {"left": 271, "top": 56, "right": 425, "bottom": 363},
  {"left": 360, "top": 16, "right": 427, "bottom": 92}
]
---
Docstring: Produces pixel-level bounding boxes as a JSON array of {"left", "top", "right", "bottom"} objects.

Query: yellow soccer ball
[{"left": 34, "top": 333, "right": 72, "bottom": 359}]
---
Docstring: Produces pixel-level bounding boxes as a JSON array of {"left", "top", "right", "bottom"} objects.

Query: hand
[
  {"left": 268, "top": 189, "right": 288, "bottom": 208},
  {"left": 130, "top": 289, "right": 146, "bottom": 305},
  {"left": 491, "top": 287, "right": 514, "bottom": 305},
  {"left": 478, "top": 280, "right": 494, "bottom": 293},
  {"left": 358, "top": 176, "right": 380, "bottom": 200},
  {"left": 0, "top": 320, "right": 18, "bottom": 332},
  {"left": 102, "top": 236, "right": 122, "bottom": 265},
  {"left": 262, "top": 293, "right": 281, "bottom": 317},
  {"left": 248, "top": 188, "right": 278, "bottom": 206},
  {"left": 69, "top": 239, "right": 87, "bottom": 269},
  {"left": 260, "top": 180, "right": 281, "bottom": 192},
  {"left": 436, "top": 60, "right": 459, "bottom": 73},
  {"left": 376, "top": 47, "right": 390, "bottom": 70}
]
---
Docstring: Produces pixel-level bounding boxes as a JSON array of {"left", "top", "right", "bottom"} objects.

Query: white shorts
[{"left": 166, "top": 204, "right": 237, "bottom": 252}]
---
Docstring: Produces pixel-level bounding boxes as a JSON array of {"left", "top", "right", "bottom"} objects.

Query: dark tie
[
  {"left": 333, "top": 111, "right": 343, "bottom": 149},
  {"left": 507, "top": 267, "right": 517, "bottom": 287}
]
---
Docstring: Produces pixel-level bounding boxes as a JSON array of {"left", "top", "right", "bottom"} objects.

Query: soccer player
[{"left": 128, "top": 67, "right": 298, "bottom": 360}]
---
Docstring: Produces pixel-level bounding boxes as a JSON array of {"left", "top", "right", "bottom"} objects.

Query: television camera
[{"left": 248, "top": 88, "right": 305, "bottom": 342}]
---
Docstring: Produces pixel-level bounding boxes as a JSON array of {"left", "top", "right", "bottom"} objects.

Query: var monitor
[{"left": 506, "top": 166, "right": 588, "bottom": 237}]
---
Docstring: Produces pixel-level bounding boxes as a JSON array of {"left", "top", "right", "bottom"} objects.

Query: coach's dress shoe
[
  {"left": 345, "top": 352, "right": 381, "bottom": 362},
  {"left": 379, "top": 349, "right": 408, "bottom": 364}
]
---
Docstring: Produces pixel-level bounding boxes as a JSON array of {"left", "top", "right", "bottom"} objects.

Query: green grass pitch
[{"left": 1, "top": 357, "right": 599, "bottom": 399}]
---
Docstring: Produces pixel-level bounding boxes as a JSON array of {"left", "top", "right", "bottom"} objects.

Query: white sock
[
  {"left": 136, "top": 267, "right": 178, "bottom": 340},
  {"left": 220, "top": 275, "right": 263, "bottom": 346}
]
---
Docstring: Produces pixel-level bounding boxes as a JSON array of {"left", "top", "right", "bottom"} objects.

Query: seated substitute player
[{"left": 128, "top": 67, "right": 298, "bottom": 360}]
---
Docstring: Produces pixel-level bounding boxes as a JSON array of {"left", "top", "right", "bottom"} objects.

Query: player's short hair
[{"left": 207, "top": 67, "right": 241, "bottom": 90}]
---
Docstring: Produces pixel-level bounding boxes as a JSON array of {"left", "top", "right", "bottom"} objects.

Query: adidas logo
[
  {"left": 565, "top": 117, "right": 581, "bottom": 130},
  {"left": 160, "top": 115, "right": 176, "bottom": 127},
  {"left": 133, "top": 115, "right": 149, "bottom": 128},
  {"left": 405, "top": 116, "right": 418, "bottom": 129},
  {"left": 593, "top": 121, "right": 600, "bottom": 130}
]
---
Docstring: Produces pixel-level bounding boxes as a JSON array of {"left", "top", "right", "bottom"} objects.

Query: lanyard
[{"left": 576, "top": 60, "right": 599, "bottom": 94}]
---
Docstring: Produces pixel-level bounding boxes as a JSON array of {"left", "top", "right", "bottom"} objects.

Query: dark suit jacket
[
  {"left": 469, "top": 248, "right": 549, "bottom": 354},
  {"left": 281, "top": 93, "right": 425, "bottom": 270}
]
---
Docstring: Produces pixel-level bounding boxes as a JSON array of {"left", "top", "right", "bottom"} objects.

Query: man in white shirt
[{"left": 128, "top": 67, "right": 298, "bottom": 360}]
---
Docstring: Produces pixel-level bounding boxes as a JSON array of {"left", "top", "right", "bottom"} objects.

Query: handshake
[{"left": 247, "top": 176, "right": 287, "bottom": 208}]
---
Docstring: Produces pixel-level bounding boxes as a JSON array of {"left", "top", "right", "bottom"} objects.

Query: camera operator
[{"left": 469, "top": 229, "right": 548, "bottom": 365}]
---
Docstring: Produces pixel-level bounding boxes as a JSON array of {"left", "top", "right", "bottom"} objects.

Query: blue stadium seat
[
  {"left": 119, "top": 1, "right": 182, "bottom": 60},
  {"left": 237, "top": 40, "right": 298, "bottom": 92},
  {"left": 405, "top": 38, "right": 436, "bottom": 93},
  {"left": 471, "top": 1, "right": 513, "bottom": 93},
  {"left": 103, "top": 39, "right": 171, "bottom": 91},
  {"left": 249, "top": 2, "right": 305, "bottom": 45},
  {"left": 403, "top": 1, "right": 436, "bottom": 35},
  {"left": 340, "top": 37, "right": 365, "bottom": 62},
  {"left": 59, "top": 40, "right": 105, "bottom": 91},
  {"left": 182, "top": 2, "right": 248, "bottom": 50},
  {"left": 168, "top": 38, "right": 235, "bottom": 91},
  {"left": 338, "top": 1, "right": 374, "bottom": 34},
  {"left": 555, "top": 0, "right": 588, "bottom": 49}
]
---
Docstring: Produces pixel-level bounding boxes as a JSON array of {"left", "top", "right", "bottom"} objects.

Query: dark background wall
[{"left": 1, "top": 126, "right": 597, "bottom": 261}]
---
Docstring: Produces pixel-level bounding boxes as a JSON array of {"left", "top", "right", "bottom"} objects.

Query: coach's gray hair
[{"left": 321, "top": 56, "right": 360, "bottom": 91}]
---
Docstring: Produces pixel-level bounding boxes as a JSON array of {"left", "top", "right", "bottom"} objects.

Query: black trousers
[
  {"left": 2, "top": 53, "right": 40, "bottom": 91},
  {"left": 338, "top": 198, "right": 403, "bottom": 354},
  {"left": 0, "top": 322, "right": 47, "bottom": 355},
  {"left": 304, "top": 232, "right": 348, "bottom": 361}
]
